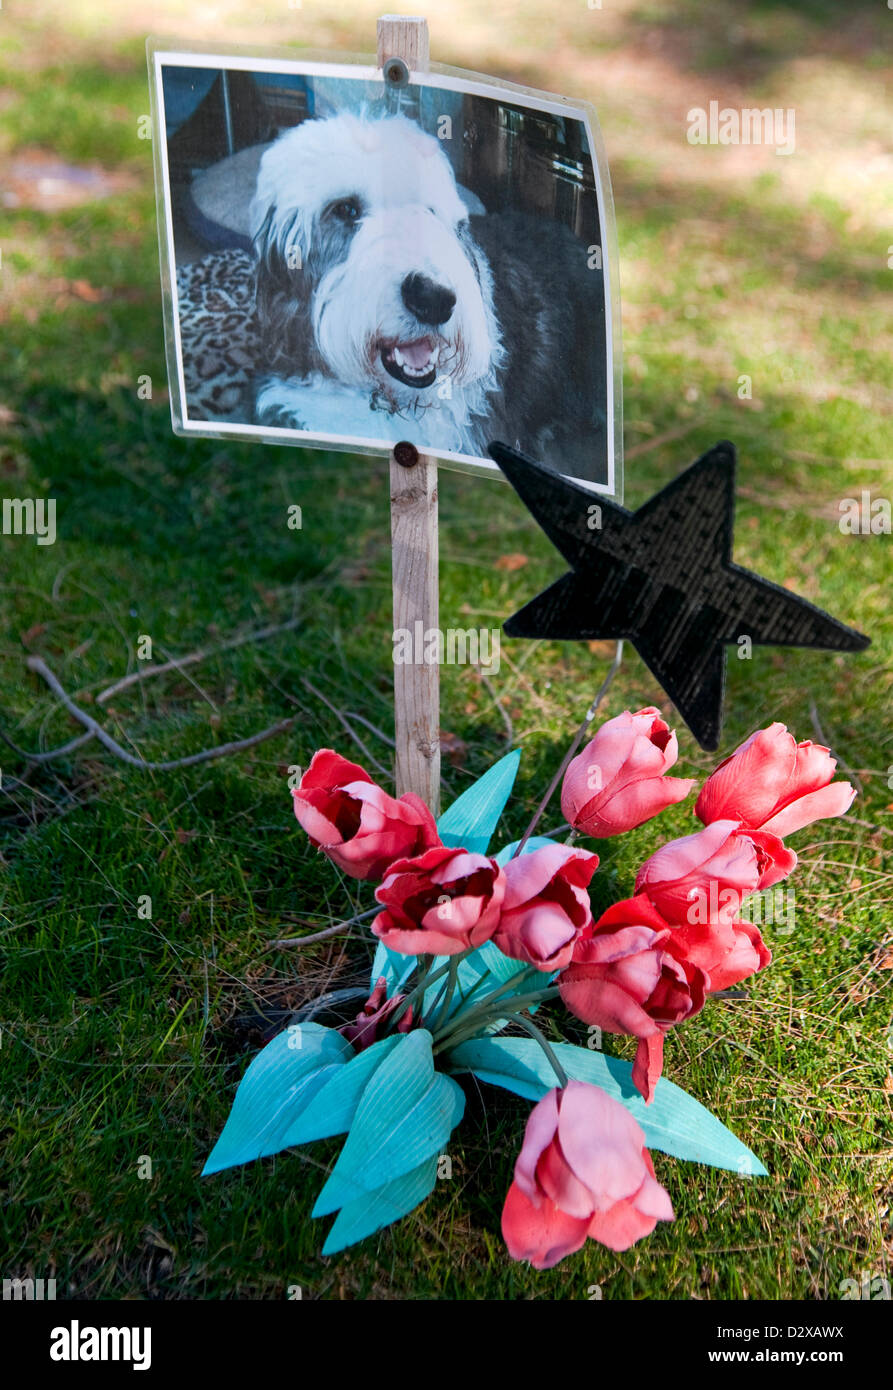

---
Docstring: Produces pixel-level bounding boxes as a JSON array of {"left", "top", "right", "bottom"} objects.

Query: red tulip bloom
[
  {"left": 666, "top": 916, "right": 771, "bottom": 994},
  {"left": 372, "top": 845, "right": 505, "bottom": 956},
  {"left": 292, "top": 749, "right": 439, "bottom": 882},
  {"left": 558, "top": 895, "right": 707, "bottom": 1102}
]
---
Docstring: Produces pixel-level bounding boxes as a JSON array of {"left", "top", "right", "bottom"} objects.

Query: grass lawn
[{"left": 0, "top": 0, "right": 890, "bottom": 1299}]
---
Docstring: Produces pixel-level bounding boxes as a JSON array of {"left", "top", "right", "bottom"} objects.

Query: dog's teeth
[
  {"left": 393, "top": 346, "right": 405, "bottom": 366},
  {"left": 430, "top": 345, "right": 440, "bottom": 364}
]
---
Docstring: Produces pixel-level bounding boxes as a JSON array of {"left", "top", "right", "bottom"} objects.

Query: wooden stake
[{"left": 378, "top": 15, "right": 441, "bottom": 816}]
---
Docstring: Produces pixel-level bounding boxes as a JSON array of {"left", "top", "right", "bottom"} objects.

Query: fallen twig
[
  {"left": 269, "top": 905, "right": 378, "bottom": 949},
  {"left": 0, "top": 726, "right": 94, "bottom": 764},
  {"left": 624, "top": 421, "right": 702, "bottom": 462},
  {"left": 344, "top": 710, "right": 396, "bottom": 748},
  {"left": 301, "top": 677, "right": 392, "bottom": 779},
  {"left": 21, "top": 656, "right": 295, "bottom": 772},
  {"left": 479, "top": 666, "right": 514, "bottom": 748},
  {"left": 96, "top": 616, "right": 304, "bottom": 704}
]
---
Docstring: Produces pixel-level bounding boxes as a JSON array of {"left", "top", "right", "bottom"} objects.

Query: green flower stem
[
  {"left": 510, "top": 1014, "right": 569, "bottom": 1088},
  {"left": 483, "top": 985, "right": 562, "bottom": 1016},
  {"left": 510, "top": 639, "right": 625, "bottom": 859},
  {"left": 449, "top": 967, "right": 494, "bottom": 1013},
  {"left": 411, "top": 953, "right": 436, "bottom": 1005},
  {"left": 417, "top": 953, "right": 434, "bottom": 982},
  {"left": 422, "top": 956, "right": 517, "bottom": 1034},
  {"left": 432, "top": 984, "right": 562, "bottom": 1054},
  {"left": 425, "top": 954, "right": 461, "bottom": 1032},
  {"left": 428, "top": 967, "right": 536, "bottom": 1047},
  {"left": 385, "top": 956, "right": 452, "bottom": 1031},
  {"left": 457, "top": 964, "right": 539, "bottom": 1018}
]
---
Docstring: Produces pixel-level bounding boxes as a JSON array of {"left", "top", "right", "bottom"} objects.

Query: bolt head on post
[{"left": 393, "top": 440, "right": 420, "bottom": 468}]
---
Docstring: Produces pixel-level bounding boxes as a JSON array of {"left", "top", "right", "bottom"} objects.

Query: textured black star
[{"left": 489, "top": 440, "right": 870, "bottom": 750}]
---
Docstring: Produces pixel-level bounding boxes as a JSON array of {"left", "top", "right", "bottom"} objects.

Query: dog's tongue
[{"left": 398, "top": 337, "right": 433, "bottom": 367}]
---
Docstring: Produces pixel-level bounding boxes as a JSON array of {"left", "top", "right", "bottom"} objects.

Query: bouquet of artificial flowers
[{"left": 203, "top": 711, "right": 854, "bottom": 1268}]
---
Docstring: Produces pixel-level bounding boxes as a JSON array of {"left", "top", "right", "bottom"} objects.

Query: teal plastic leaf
[
  {"left": 457, "top": 937, "right": 522, "bottom": 989},
  {"left": 448, "top": 1037, "right": 768, "bottom": 1176},
  {"left": 321, "top": 1155, "right": 439, "bottom": 1256},
  {"left": 202, "top": 1022, "right": 352, "bottom": 1176},
  {"left": 312, "top": 1030, "right": 465, "bottom": 1216},
  {"left": 369, "top": 937, "right": 415, "bottom": 993},
  {"left": 283, "top": 1035, "right": 402, "bottom": 1147},
  {"left": 494, "top": 835, "right": 557, "bottom": 866},
  {"left": 437, "top": 748, "right": 521, "bottom": 854}
]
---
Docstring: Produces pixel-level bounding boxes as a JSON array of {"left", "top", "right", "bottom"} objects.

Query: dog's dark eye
[{"left": 330, "top": 198, "right": 362, "bottom": 223}]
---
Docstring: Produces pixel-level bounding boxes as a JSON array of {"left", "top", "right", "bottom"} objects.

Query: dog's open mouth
[{"left": 380, "top": 336, "right": 440, "bottom": 389}]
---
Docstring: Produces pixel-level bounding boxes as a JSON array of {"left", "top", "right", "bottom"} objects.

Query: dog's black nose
[{"left": 401, "top": 273, "right": 456, "bottom": 326}]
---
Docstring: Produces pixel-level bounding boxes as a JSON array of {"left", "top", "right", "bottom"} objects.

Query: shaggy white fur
[{"left": 250, "top": 112, "right": 504, "bottom": 450}]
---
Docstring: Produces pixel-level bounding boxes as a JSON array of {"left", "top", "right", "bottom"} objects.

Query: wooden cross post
[{"left": 378, "top": 15, "right": 441, "bottom": 816}]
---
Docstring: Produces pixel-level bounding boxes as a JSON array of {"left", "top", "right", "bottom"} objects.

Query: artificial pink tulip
[
  {"left": 493, "top": 842, "right": 599, "bottom": 972},
  {"left": 745, "top": 828, "right": 798, "bottom": 890},
  {"left": 634, "top": 819, "right": 761, "bottom": 925},
  {"left": 501, "top": 1081, "right": 674, "bottom": 1268},
  {"left": 560, "top": 707, "right": 695, "bottom": 838},
  {"left": 292, "top": 749, "right": 439, "bottom": 882},
  {"left": 558, "top": 895, "right": 707, "bottom": 1102},
  {"left": 372, "top": 845, "right": 505, "bottom": 956},
  {"left": 668, "top": 916, "right": 771, "bottom": 994},
  {"left": 696, "top": 723, "right": 856, "bottom": 837}
]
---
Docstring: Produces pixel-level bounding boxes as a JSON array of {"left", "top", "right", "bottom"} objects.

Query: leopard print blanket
[{"left": 175, "top": 249, "right": 260, "bottom": 422}]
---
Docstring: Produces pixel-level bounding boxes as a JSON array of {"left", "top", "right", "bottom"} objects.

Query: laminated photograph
[{"left": 149, "top": 43, "right": 621, "bottom": 494}]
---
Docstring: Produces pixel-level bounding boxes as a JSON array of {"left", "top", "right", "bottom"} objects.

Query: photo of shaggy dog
[{"left": 247, "top": 111, "right": 608, "bottom": 479}]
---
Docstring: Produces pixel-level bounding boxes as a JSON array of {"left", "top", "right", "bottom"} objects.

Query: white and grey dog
[{"left": 249, "top": 111, "right": 607, "bottom": 473}]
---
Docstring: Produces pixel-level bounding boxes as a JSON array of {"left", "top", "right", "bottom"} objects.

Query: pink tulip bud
[
  {"left": 339, "top": 977, "right": 413, "bottom": 1052},
  {"left": 501, "top": 1081, "right": 674, "bottom": 1268},
  {"left": 561, "top": 707, "right": 694, "bottom": 838},
  {"left": 493, "top": 842, "right": 599, "bottom": 972},
  {"left": 635, "top": 820, "right": 761, "bottom": 923},
  {"left": 696, "top": 723, "right": 856, "bottom": 838}
]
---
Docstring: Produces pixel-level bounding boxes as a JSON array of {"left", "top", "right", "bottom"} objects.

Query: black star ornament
[{"left": 489, "top": 440, "right": 870, "bottom": 750}]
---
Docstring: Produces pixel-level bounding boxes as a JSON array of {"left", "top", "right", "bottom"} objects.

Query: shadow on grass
[
  {"left": 11, "top": 383, "right": 391, "bottom": 586},
  {"left": 625, "top": 0, "right": 890, "bottom": 82},
  {"left": 612, "top": 161, "right": 888, "bottom": 301}
]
